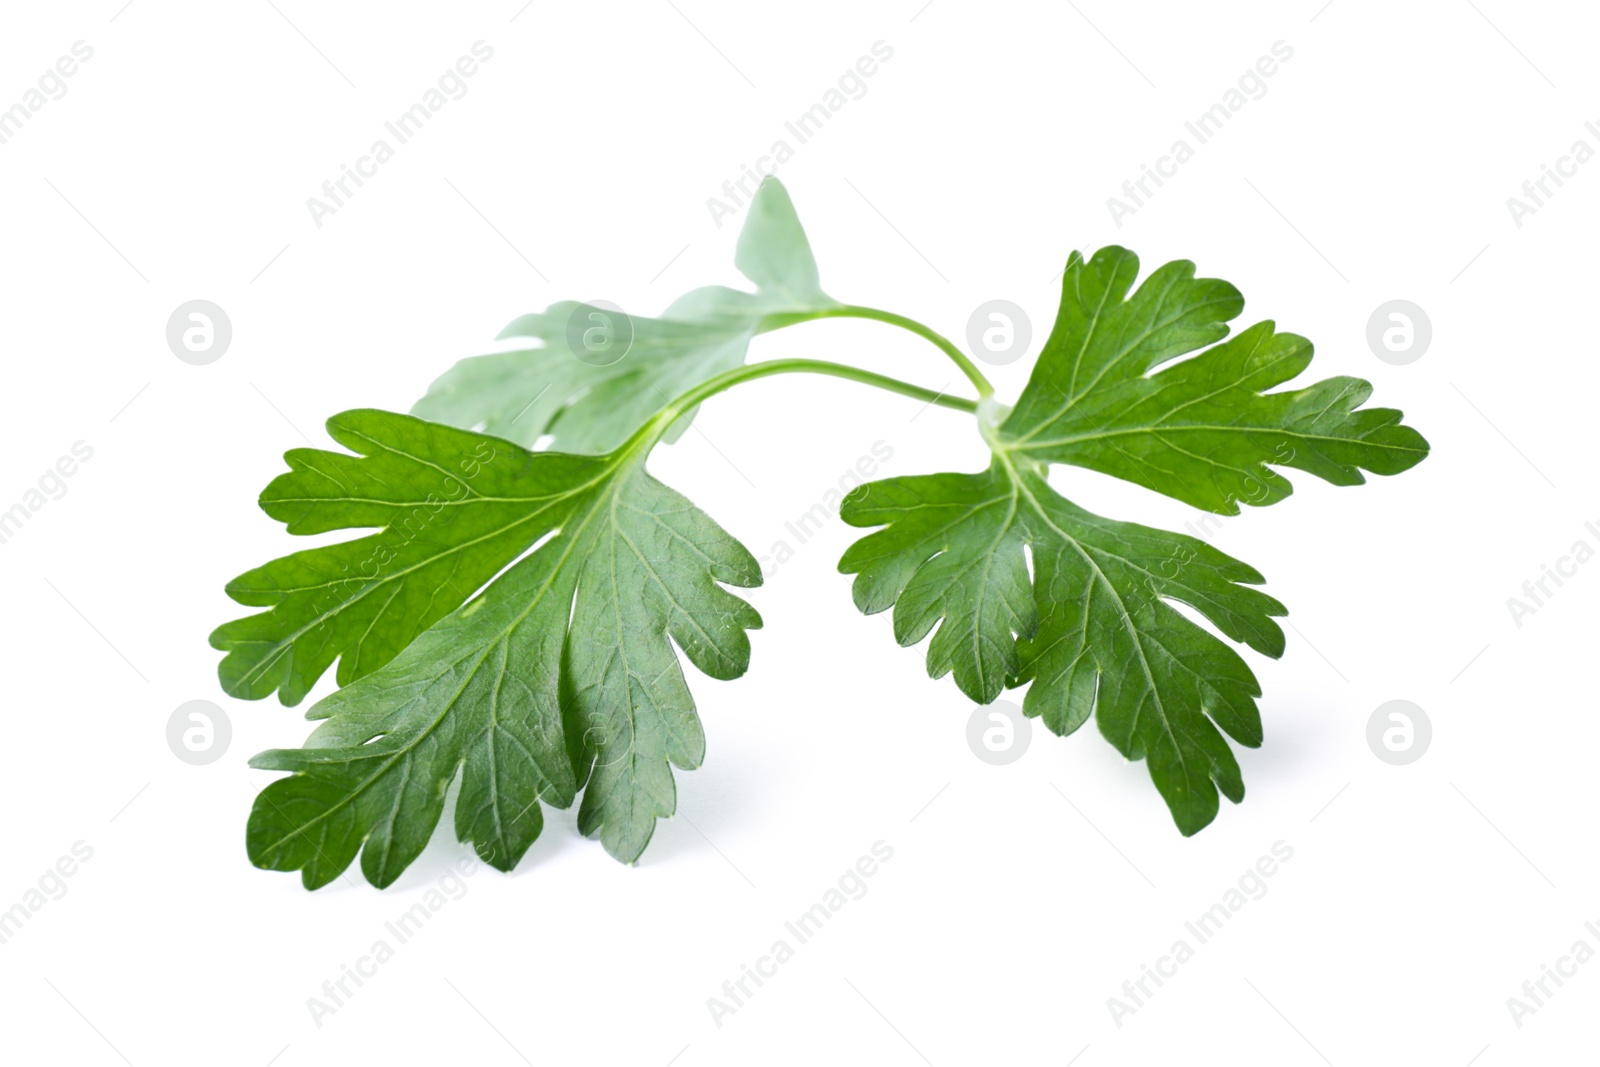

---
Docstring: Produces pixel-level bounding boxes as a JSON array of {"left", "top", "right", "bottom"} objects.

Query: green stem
[
  {"left": 624, "top": 359, "right": 977, "bottom": 455},
  {"left": 762, "top": 305, "right": 996, "bottom": 399},
  {"left": 832, "top": 305, "right": 995, "bottom": 398}
]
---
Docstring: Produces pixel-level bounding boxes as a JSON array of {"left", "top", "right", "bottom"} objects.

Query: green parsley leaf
[
  {"left": 840, "top": 247, "right": 1428, "bottom": 834},
  {"left": 211, "top": 410, "right": 561, "bottom": 705},
  {"left": 840, "top": 458, "right": 1284, "bottom": 834},
  {"left": 242, "top": 409, "right": 761, "bottom": 888},
  {"left": 411, "top": 178, "right": 837, "bottom": 454},
  {"left": 999, "top": 247, "right": 1429, "bottom": 513}
]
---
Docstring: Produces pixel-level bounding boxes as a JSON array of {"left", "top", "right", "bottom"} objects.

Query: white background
[{"left": 0, "top": 1, "right": 1594, "bottom": 1063}]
